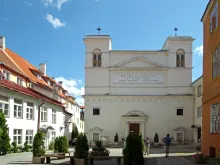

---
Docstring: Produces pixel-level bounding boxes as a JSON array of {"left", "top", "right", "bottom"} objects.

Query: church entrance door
[{"left": 129, "top": 123, "right": 140, "bottom": 135}]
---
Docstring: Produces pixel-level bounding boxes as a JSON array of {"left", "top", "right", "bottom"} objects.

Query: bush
[
  {"left": 32, "top": 132, "right": 46, "bottom": 157},
  {"left": 48, "top": 140, "right": 55, "bottom": 150},
  {"left": 54, "top": 137, "right": 59, "bottom": 152},
  {"left": 114, "top": 132, "right": 119, "bottom": 143},
  {"left": 71, "top": 125, "right": 79, "bottom": 140},
  {"left": 57, "top": 136, "right": 68, "bottom": 153},
  {"left": 23, "top": 141, "right": 30, "bottom": 152},
  {"left": 154, "top": 133, "right": 159, "bottom": 144},
  {"left": 123, "top": 133, "right": 144, "bottom": 165},
  {"left": 11, "top": 142, "right": 18, "bottom": 153},
  {"left": 74, "top": 133, "right": 89, "bottom": 159},
  {"left": 0, "top": 110, "right": 10, "bottom": 155},
  {"left": 90, "top": 140, "right": 110, "bottom": 156}
]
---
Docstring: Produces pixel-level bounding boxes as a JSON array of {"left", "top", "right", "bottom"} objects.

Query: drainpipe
[{"left": 37, "top": 100, "right": 45, "bottom": 132}]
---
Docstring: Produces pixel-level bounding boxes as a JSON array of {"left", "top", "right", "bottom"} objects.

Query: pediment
[{"left": 110, "top": 56, "right": 166, "bottom": 68}]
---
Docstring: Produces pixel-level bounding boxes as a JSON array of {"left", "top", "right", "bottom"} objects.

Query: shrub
[
  {"left": 74, "top": 133, "right": 89, "bottom": 159},
  {"left": 23, "top": 141, "right": 30, "bottom": 152},
  {"left": 154, "top": 133, "right": 159, "bottom": 144},
  {"left": 57, "top": 136, "right": 68, "bottom": 153},
  {"left": 71, "top": 125, "right": 79, "bottom": 140},
  {"left": 90, "top": 140, "right": 110, "bottom": 156},
  {"left": 48, "top": 140, "right": 55, "bottom": 150},
  {"left": 123, "top": 133, "right": 144, "bottom": 165},
  {"left": 32, "top": 132, "right": 46, "bottom": 157},
  {"left": 11, "top": 142, "right": 18, "bottom": 153},
  {"left": 0, "top": 110, "right": 10, "bottom": 155},
  {"left": 54, "top": 137, "right": 59, "bottom": 152},
  {"left": 114, "top": 132, "right": 119, "bottom": 143}
]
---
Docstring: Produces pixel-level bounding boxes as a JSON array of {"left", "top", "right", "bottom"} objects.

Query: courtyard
[{"left": 0, "top": 145, "right": 197, "bottom": 165}]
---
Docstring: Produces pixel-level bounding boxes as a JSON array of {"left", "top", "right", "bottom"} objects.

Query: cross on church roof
[
  {"left": 97, "top": 27, "right": 101, "bottom": 35},
  {"left": 173, "top": 27, "right": 178, "bottom": 36}
]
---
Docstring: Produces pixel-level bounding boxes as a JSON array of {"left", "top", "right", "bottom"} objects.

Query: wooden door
[{"left": 129, "top": 123, "right": 140, "bottom": 135}]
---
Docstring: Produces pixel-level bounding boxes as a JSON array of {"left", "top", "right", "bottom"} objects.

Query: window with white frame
[
  {"left": 26, "top": 102, "right": 34, "bottom": 120},
  {"left": 93, "top": 133, "right": 99, "bottom": 141},
  {"left": 0, "top": 95, "right": 9, "bottom": 116},
  {"left": 17, "top": 77, "right": 23, "bottom": 86},
  {"left": 13, "top": 129, "right": 22, "bottom": 145},
  {"left": 52, "top": 109, "right": 56, "bottom": 123},
  {"left": 197, "top": 85, "right": 202, "bottom": 97},
  {"left": 176, "top": 49, "right": 185, "bottom": 67},
  {"left": 3, "top": 70, "right": 10, "bottom": 80},
  {"left": 41, "top": 106, "right": 47, "bottom": 122},
  {"left": 197, "top": 106, "right": 202, "bottom": 118},
  {"left": 52, "top": 131, "right": 56, "bottom": 141},
  {"left": 14, "top": 99, "right": 23, "bottom": 118},
  {"left": 211, "top": 103, "right": 220, "bottom": 133},
  {"left": 26, "top": 130, "right": 33, "bottom": 145},
  {"left": 210, "top": 0, "right": 218, "bottom": 34}
]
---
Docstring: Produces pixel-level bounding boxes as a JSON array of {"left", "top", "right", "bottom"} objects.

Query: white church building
[{"left": 83, "top": 35, "right": 195, "bottom": 145}]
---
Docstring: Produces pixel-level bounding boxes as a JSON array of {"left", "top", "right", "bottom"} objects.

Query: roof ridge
[{"left": 1, "top": 48, "right": 27, "bottom": 77}]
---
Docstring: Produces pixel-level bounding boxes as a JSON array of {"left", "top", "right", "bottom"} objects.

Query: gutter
[{"left": 37, "top": 100, "right": 45, "bottom": 132}]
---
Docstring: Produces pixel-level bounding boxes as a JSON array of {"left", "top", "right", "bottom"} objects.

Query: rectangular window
[
  {"left": 26, "top": 102, "right": 34, "bottom": 120},
  {"left": 177, "top": 109, "right": 183, "bottom": 116},
  {"left": 52, "top": 109, "right": 56, "bottom": 123},
  {"left": 210, "top": 1, "right": 218, "bottom": 34},
  {"left": 77, "top": 118, "right": 79, "bottom": 125},
  {"left": 0, "top": 95, "right": 9, "bottom": 117},
  {"left": 3, "top": 70, "right": 10, "bottom": 80},
  {"left": 176, "top": 54, "right": 185, "bottom": 67},
  {"left": 13, "top": 129, "right": 22, "bottom": 145},
  {"left": 211, "top": 103, "right": 219, "bottom": 133},
  {"left": 197, "top": 85, "right": 202, "bottom": 97},
  {"left": 93, "top": 108, "right": 100, "bottom": 115},
  {"left": 93, "top": 133, "right": 99, "bottom": 141},
  {"left": 197, "top": 106, "right": 202, "bottom": 118},
  {"left": 41, "top": 106, "right": 47, "bottom": 122},
  {"left": 93, "top": 54, "right": 102, "bottom": 67},
  {"left": 14, "top": 99, "right": 23, "bottom": 118},
  {"left": 212, "top": 45, "right": 220, "bottom": 79},
  {"left": 26, "top": 130, "right": 33, "bottom": 145},
  {"left": 52, "top": 131, "right": 56, "bottom": 141},
  {"left": 17, "top": 77, "right": 23, "bottom": 86}
]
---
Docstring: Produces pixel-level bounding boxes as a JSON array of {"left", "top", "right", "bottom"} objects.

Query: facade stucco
[{"left": 84, "top": 35, "right": 195, "bottom": 145}]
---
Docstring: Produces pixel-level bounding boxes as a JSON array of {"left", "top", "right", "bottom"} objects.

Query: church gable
[{"left": 110, "top": 56, "right": 166, "bottom": 68}]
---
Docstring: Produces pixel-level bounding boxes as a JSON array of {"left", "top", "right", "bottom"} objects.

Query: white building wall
[
  {"left": 0, "top": 86, "right": 68, "bottom": 147},
  {"left": 84, "top": 35, "right": 195, "bottom": 145}
]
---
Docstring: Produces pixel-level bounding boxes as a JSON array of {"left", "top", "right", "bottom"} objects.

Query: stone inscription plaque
[{"left": 113, "top": 75, "right": 164, "bottom": 84}]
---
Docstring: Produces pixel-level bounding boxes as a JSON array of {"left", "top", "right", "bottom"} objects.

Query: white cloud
[
  {"left": 46, "top": 14, "right": 66, "bottom": 29},
  {"left": 195, "top": 45, "right": 203, "bottom": 56},
  {"left": 25, "top": 1, "right": 32, "bottom": 6},
  {"left": 55, "top": 77, "right": 85, "bottom": 105},
  {"left": 42, "top": 0, "right": 69, "bottom": 10}
]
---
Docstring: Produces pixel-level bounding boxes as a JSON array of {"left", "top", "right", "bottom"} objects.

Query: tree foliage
[
  {"left": 32, "top": 132, "right": 46, "bottom": 157},
  {"left": 74, "top": 133, "right": 89, "bottom": 159},
  {"left": 71, "top": 124, "right": 79, "bottom": 140},
  {"left": 0, "top": 110, "right": 10, "bottom": 155}
]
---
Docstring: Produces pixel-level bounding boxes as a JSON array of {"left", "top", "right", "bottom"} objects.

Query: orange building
[{"left": 201, "top": 0, "right": 220, "bottom": 158}]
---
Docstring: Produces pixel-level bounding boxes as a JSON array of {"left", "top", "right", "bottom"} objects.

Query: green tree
[
  {"left": 123, "top": 133, "right": 144, "bottom": 165},
  {"left": 74, "top": 133, "right": 89, "bottom": 159},
  {"left": 71, "top": 125, "right": 79, "bottom": 140},
  {"left": 32, "top": 132, "right": 46, "bottom": 157},
  {"left": 0, "top": 110, "right": 10, "bottom": 155}
]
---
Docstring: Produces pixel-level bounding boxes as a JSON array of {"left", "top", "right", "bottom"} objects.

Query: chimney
[
  {"left": 39, "top": 63, "right": 46, "bottom": 76},
  {"left": 58, "top": 81, "right": 63, "bottom": 87},
  {"left": 0, "top": 36, "right": 6, "bottom": 50}
]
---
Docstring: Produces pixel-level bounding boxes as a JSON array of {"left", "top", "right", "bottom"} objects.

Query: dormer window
[
  {"left": 3, "top": 70, "right": 10, "bottom": 80},
  {"left": 17, "top": 77, "right": 23, "bottom": 86},
  {"left": 47, "top": 80, "right": 50, "bottom": 86},
  {"left": 37, "top": 74, "right": 41, "bottom": 79},
  {"left": 210, "top": 1, "right": 218, "bottom": 34},
  {"left": 93, "top": 49, "right": 102, "bottom": 67},
  {"left": 176, "top": 49, "right": 185, "bottom": 67}
]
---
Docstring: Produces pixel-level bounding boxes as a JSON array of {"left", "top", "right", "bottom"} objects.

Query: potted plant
[
  {"left": 123, "top": 133, "right": 144, "bottom": 165},
  {"left": 32, "top": 132, "right": 46, "bottom": 164},
  {"left": 154, "top": 133, "right": 159, "bottom": 145},
  {"left": 114, "top": 132, "right": 119, "bottom": 145},
  {"left": 57, "top": 136, "right": 68, "bottom": 159},
  {"left": 74, "top": 133, "right": 89, "bottom": 165},
  {"left": 89, "top": 140, "right": 110, "bottom": 156}
]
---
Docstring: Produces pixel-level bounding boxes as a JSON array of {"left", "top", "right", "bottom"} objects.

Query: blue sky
[{"left": 1, "top": 0, "right": 206, "bottom": 105}]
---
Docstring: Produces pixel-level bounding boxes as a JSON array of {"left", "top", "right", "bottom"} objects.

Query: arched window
[
  {"left": 93, "top": 49, "right": 102, "bottom": 67},
  {"left": 176, "top": 49, "right": 185, "bottom": 67}
]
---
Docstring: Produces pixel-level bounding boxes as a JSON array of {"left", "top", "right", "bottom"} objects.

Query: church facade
[{"left": 83, "top": 35, "right": 195, "bottom": 145}]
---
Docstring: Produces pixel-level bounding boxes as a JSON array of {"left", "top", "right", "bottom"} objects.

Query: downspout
[{"left": 37, "top": 100, "right": 45, "bottom": 132}]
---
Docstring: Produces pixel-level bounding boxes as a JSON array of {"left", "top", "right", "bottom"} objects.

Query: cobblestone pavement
[{"left": 0, "top": 146, "right": 196, "bottom": 165}]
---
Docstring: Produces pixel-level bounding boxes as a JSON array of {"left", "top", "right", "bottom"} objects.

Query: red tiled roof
[{"left": 0, "top": 79, "right": 64, "bottom": 107}]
